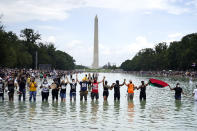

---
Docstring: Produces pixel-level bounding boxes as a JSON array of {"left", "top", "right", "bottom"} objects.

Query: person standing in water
[
  {"left": 7, "top": 74, "right": 17, "bottom": 102},
  {"left": 169, "top": 83, "right": 184, "bottom": 100},
  {"left": 29, "top": 77, "right": 37, "bottom": 102},
  {"left": 18, "top": 76, "right": 26, "bottom": 101},
  {"left": 51, "top": 79, "right": 60, "bottom": 102},
  {"left": 0, "top": 77, "right": 5, "bottom": 101},
  {"left": 40, "top": 79, "right": 51, "bottom": 102},
  {"left": 66, "top": 77, "right": 77, "bottom": 102},
  {"left": 91, "top": 76, "right": 105, "bottom": 101},
  {"left": 137, "top": 81, "right": 149, "bottom": 101},
  {"left": 125, "top": 80, "right": 137, "bottom": 101},
  {"left": 76, "top": 74, "right": 88, "bottom": 101},
  {"left": 111, "top": 79, "right": 126, "bottom": 101},
  {"left": 60, "top": 80, "right": 67, "bottom": 102},
  {"left": 193, "top": 85, "right": 197, "bottom": 101},
  {"left": 103, "top": 77, "right": 114, "bottom": 101}
]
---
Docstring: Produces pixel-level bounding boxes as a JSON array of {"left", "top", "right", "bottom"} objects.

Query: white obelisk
[{"left": 92, "top": 15, "right": 99, "bottom": 68}]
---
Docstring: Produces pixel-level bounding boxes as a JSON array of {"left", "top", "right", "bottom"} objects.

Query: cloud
[
  {"left": 168, "top": 32, "right": 182, "bottom": 38},
  {"left": 0, "top": 0, "right": 192, "bottom": 23},
  {"left": 36, "top": 25, "right": 60, "bottom": 31},
  {"left": 62, "top": 40, "right": 93, "bottom": 66},
  {"left": 47, "top": 36, "right": 56, "bottom": 43}
]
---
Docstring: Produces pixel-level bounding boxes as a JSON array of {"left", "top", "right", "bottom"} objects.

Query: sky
[{"left": 1, "top": 0, "right": 197, "bottom": 67}]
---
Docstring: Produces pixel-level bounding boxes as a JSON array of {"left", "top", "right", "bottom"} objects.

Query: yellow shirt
[
  {"left": 29, "top": 82, "right": 37, "bottom": 91},
  {"left": 27, "top": 77, "right": 30, "bottom": 84}
]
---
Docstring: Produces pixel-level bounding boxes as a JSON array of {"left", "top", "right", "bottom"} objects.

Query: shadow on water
[
  {"left": 128, "top": 100, "right": 135, "bottom": 123},
  {"left": 175, "top": 100, "right": 182, "bottom": 111}
]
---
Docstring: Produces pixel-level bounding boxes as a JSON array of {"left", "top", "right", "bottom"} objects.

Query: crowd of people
[
  {"left": 123, "top": 70, "right": 197, "bottom": 78},
  {"left": 0, "top": 69, "right": 197, "bottom": 103}
]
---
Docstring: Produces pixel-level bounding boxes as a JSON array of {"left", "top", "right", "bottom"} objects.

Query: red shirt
[{"left": 92, "top": 82, "right": 98, "bottom": 93}]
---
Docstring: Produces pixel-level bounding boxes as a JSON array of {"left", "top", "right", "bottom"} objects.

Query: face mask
[{"left": 177, "top": 85, "right": 180, "bottom": 87}]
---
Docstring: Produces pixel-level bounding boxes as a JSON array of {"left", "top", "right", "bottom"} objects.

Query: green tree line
[
  {"left": 0, "top": 23, "right": 75, "bottom": 70},
  {"left": 120, "top": 33, "right": 197, "bottom": 71}
]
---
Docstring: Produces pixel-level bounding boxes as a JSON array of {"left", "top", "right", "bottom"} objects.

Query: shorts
[
  {"left": 60, "top": 92, "right": 66, "bottom": 98},
  {"left": 70, "top": 92, "right": 76, "bottom": 98},
  {"left": 103, "top": 91, "right": 109, "bottom": 97},
  {"left": 91, "top": 92, "right": 99, "bottom": 100},
  {"left": 175, "top": 95, "right": 181, "bottom": 100},
  {"left": 128, "top": 93, "right": 134, "bottom": 100},
  {"left": 140, "top": 92, "right": 146, "bottom": 101},
  {"left": 114, "top": 93, "right": 120, "bottom": 101},
  {"left": 80, "top": 91, "right": 88, "bottom": 101}
]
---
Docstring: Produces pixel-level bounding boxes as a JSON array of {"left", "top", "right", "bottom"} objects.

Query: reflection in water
[
  {"left": 41, "top": 101, "right": 49, "bottom": 111},
  {"left": 80, "top": 101, "right": 87, "bottom": 112},
  {"left": 140, "top": 100, "right": 146, "bottom": 109},
  {"left": 79, "top": 101, "right": 88, "bottom": 125},
  {"left": 29, "top": 102, "right": 36, "bottom": 120},
  {"left": 18, "top": 101, "right": 27, "bottom": 115},
  {"left": 103, "top": 101, "right": 109, "bottom": 111},
  {"left": 114, "top": 101, "right": 120, "bottom": 115},
  {"left": 70, "top": 101, "right": 76, "bottom": 112},
  {"left": 7, "top": 102, "right": 15, "bottom": 117},
  {"left": 175, "top": 100, "right": 182, "bottom": 111},
  {"left": 1, "top": 73, "right": 197, "bottom": 130},
  {"left": 90, "top": 101, "right": 99, "bottom": 122},
  {"left": 128, "top": 101, "right": 134, "bottom": 123},
  {"left": 51, "top": 101, "right": 59, "bottom": 114},
  {"left": 194, "top": 101, "right": 197, "bottom": 111}
]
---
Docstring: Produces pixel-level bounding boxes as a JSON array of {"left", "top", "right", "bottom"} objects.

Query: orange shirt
[{"left": 127, "top": 83, "right": 134, "bottom": 93}]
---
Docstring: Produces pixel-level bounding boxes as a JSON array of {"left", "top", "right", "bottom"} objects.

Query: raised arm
[
  {"left": 76, "top": 74, "right": 80, "bottom": 84},
  {"left": 66, "top": 76, "right": 70, "bottom": 84},
  {"left": 145, "top": 81, "right": 150, "bottom": 87},
  {"left": 168, "top": 85, "right": 173, "bottom": 90},
  {"left": 119, "top": 79, "right": 126, "bottom": 86},
  {"left": 98, "top": 76, "right": 105, "bottom": 84},
  {"left": 110, "top": 83, "right": 115, "bottom": 90},
  {"left": 103, "top": 77, "right": 105, "bottom": 87}
]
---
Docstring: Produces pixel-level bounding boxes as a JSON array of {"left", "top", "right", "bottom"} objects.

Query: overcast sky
[{"left": 1, "top": 0, "right": 197, "bottom": 67}]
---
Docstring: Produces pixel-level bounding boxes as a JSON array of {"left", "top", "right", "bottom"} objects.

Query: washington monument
[{"left": 92, "top": 15, "right": 99, "bottom": 68}]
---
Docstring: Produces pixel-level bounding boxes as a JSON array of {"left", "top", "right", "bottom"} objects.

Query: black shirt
[
  {"left": 60, "top": 83, "right": 67, "bottom": 93},
  {"left": 7, "top": 79, "right": 15, "bottom": 93},
  {"left": 52, "top": 82, "right": 59, "bottom": 95},
  {"left": 80, "top": 81, "right": 88, "bottom": 91},
  {"left": 174, "top": 87, "right": 182, "bottom": 97},
  {"left": 140, "top": 85, "right": 146, "bottom": 93},
  {"left": 19, "top": 79, "right": 26, "bottom": 91},
  {"left": 114, "top": 84, "right": 120, "bottom": 94},
  {"left": 70, "top": 83, "right": 77, "bottom": 93}
]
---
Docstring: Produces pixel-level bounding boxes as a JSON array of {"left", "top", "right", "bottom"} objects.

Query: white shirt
[
  {"left": 193, "top": 89, "right": 197, "bottom": 100},
  {"left": 42, "top": 83, "right": 50, "bottom": 93}
]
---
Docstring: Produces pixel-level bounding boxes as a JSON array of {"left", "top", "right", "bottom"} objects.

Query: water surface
[{"left": 0, "top": 73, "right": 197, "bottom": 130}]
